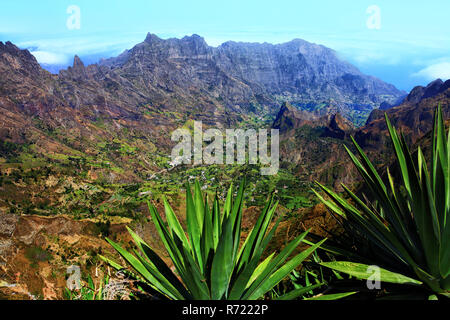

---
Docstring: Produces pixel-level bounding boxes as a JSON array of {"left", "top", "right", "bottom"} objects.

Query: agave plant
[
  {"left": 314, "top": 105, "right": 449, "bottom": 298},
  {"left": 101, "top": 179, "right": 325, "bottom": 300}
]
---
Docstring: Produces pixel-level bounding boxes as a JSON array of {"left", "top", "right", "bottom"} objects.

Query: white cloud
[
  {"left": 14, "top": 32, "right": 145, "bottom": 66},
  {"left": 30, "top": 51, "right": 69, "bottom": 65},
  {"left": 413, "top": 62, "right": 450, "bottom": 81}
]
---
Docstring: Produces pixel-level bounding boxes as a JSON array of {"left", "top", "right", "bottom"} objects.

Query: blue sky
[{"left": 1, "top": 0, "right": 450, "bottom": 91}]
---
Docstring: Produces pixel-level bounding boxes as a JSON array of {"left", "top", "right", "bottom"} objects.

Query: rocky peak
[
  {"left": 144, "top": 32, "right": 163, "bottom": 44},
  {"left": 380, "top": 101, "right": 393, "bottom": 110},
  {"left": 178, "top": 34, "right": 210, "bottom": 55},
  {"left": 423, "top": 79, "right": 444, "bottom": 99},
  {"left": 0, "top": 41, "right": 20, "bottom": 54},
  {"left": 0, "top": 41, "right": 42, "bottom": 75},
  {"left": 96, "top": 32, "right": 404, "bottom": 123},
  {"left": 59, "top": 55, "right": 87, "bottom": 80},
  {"left": 72, "top": 55, "right": 85, "bottom": 70},
  {"left": 318, "top": 113, "right": 354, "bottom": 139},
  {"left": 273, "top": 102, "right": 317, "bottom": 133},
  {"left": 406, "top": 79, "right": 450, "bottom": 104},
  {"left": 365, "top": 109, "right": 385, "bottom": 125},
  {"left": 182, "top": 34, "right": 207, "bottom": 45},
  {"left": 329, "top": 113, "right": 353, "bottom": 132},
  {"left": 407, "top": 85, "right": 427, "bottom": 104}
]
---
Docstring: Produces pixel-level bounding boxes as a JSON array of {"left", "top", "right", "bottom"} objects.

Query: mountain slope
[
  {"left": 273, "top": 79, "right": 450, "bottom": 190},
  {"left": 272, "top": 102, "right": 357, "bottom": 190},
  {"left": 356, "top": 78, "right": 450, "bottom": 151},
  {"left": 99, "top": 33, "right": 404, "bottom": 124},
  {"left": 0, "top": 35, "right": 407, "bottom": 216}
]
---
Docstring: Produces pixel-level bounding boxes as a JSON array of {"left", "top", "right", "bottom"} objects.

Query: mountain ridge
[{"left": 96, "top": 33, "right": 404, "bottom": 124}]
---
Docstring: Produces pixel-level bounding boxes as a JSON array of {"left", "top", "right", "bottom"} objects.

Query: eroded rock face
[
  {"left": 0, "top": 35, "right": 403, "bottom": 188},
  {"left": 323, "top": 113, "right": 354, "bottom": 139},
  {"left": 357, "top": 79, "right": 450, "bottom": 151},
  {"left": 406, "top": 79, "right": 450, "bottom": 104},
  {"left": 272, "top": 102, "right": 357, "bottom": 190},
  {"left": 273, "top": 102, "right": 317, "bottom": 133},
  {"left": 2, "top": 32, "right": 400, "bottom": 124},
  {"left": 0, "top": 212, "right": 19, "bottom": 259}
]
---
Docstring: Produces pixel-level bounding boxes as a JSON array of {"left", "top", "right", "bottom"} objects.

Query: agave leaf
[
  {"left": 201, "top": 196, "right": 214, "bottom": 270},
  {"left": 345, "top": 140, "right": 414, "bottom": 249},
  {"left": 210, "top": 215, "right": 234, "bottom": 300},
  {"left": 147, "top": 203, "right": 186, "bottom": 272},
  {"left": 302, "top": 239, "right": 364, "bottom": 262},
  {"left": 228, "top": 218, "right": 281, "bottom": 300},
  {"left": 275, "top": 283, "right": 324, "bottom": 300},
  {"left": 163, "top": 197, "right": 190, "bottom": 250},
  {"left": 320, "top": 261, "right": 422, "bottom": 285},
  {"left": 304, "top": 291, "right": 357, "bottom": 300},
  {"left": 105, "top": 237, "right": 179, "bottom": 299},
  {"left": 317, "top": 182, "right": 411, "bottom": 265},
  {"left": 230, "top": 179, "right": 246, "bottom": 262},
  {"left": 236, "top": 196, "right": 276, "bottom": 272},
  {"left": 126, "top": 227, "right": 191, "bottom": 299},
  {"left": 99, "top": 255, "right": 125, "bottom": 271},
  {"left": 132, "top": 248, "right": 186, "bottom": 300},
  {"left": 174, "top": 234, "right": 211, "bottom": 299},
  {"left": 194, "top": 181, "right": 205, "bottom": 231},
  {"left": 185, "top": 184, "right": 204, "bottom": 271},
  {"left": 223, "top": 183, "right": 233, "bottom": 222},
  {"left": 247, "top": 253, "right": 275, "bottom": 289},
  {"left": 246, "top": 237, "right": 326, "bottom": 300},
  {"left": 212, "top": 193, "right": 221, "bottom": 249}
]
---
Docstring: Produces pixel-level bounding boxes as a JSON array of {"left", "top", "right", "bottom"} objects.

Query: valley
[{"left": 0, "top": 33, "right": 448, "bottom": 300}]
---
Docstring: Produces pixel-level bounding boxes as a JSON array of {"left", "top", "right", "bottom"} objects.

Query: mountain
[
  {"left": 0, "top": 34, "right": 405, "bottom": 172},
  {"left": 0, "top": 36, "right": 444, "bottom": 300},
  {"left": 0, "top": 35, "right": 409, "bottom": 217},
  {"left": 356, "top": 78, "right": 450, "bottom": 151},
  {"left": 98, "top": 33, "right": 404, "bottom": 124},
  {"left": 272, "top": 102, "right": 357, "bottom": 190},
  {"left": 1, "top": 33, "right": 405, "bottom": 134},
  {"left": 273, "top": 78, "right": 450, "bottom": 190}
]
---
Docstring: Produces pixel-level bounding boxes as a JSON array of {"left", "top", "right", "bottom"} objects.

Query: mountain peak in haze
[{"left": 144, "top": 32, "right": 163, "bottom": 43}]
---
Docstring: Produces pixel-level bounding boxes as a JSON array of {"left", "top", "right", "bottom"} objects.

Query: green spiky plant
[
  {"left": 270, "top": 251, "right": 357, "bottom": 300},
  {"left": 101, "top": 179, "right": 325, "bottom": 300},
  {"left": 314, "top": 105, "right": 449, "bottom": 299}
]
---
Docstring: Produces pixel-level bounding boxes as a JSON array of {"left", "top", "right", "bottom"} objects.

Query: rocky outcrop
[
  {"left": 406, "top": 79, "right": 450, "bottom": 104},
  {"left": 273, "top": 102, "right": 317, "bottom": 134},
  {"left": 356, "top": 78, "right": 450, "bottom": 150},
  {"left": 323, "top": 113, "right": 354, "bottom": 139},
  {"left": 272, "top": 103, "right": 357, "bottom": 190}
]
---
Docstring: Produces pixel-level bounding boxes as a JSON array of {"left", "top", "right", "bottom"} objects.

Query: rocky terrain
[
  {"left": 272, "top": 79, "right": 450, "bottom": 190},
  {"left": 99, "top": 34, "right": 404, "bottom": 123},
  {"left": 356, "top": 78, "right": 450, "bottom": 151},
  {"left": 0, "top": 33, "right": 447, "bottom": 300}
]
